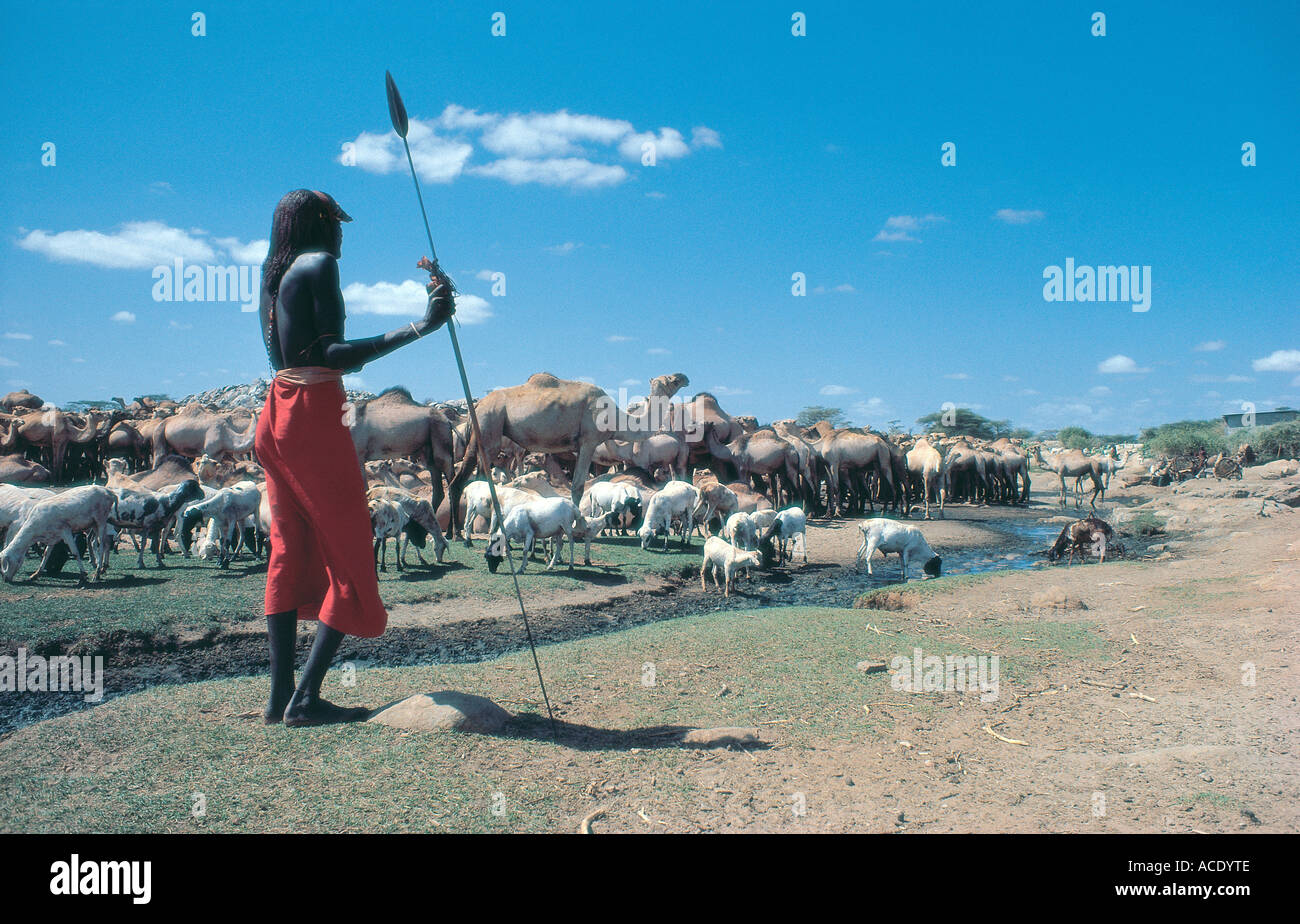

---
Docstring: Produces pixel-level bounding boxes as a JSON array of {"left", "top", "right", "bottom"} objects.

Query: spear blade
[{"left": 385, "top": 70, "right": 409, "bottom": 139}]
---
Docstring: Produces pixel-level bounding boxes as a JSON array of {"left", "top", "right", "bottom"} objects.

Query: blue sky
[{"left": 2, "top": 0, "right": 1296, "bottom": 434}]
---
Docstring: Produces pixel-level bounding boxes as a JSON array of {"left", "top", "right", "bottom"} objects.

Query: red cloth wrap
[{"left": 256, "top": 374, "right": 387, "bottom": 637}]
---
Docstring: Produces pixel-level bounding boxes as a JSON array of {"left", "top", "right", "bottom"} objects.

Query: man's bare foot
[
  {"left": 264, "top": 688, "right": 294, "bottom": 725},
  {"left": 282, "top": 691, "right": 371, "bottom": 727}
]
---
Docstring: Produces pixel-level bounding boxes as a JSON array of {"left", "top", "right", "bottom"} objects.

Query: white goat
[
  {"left": 855, "top": 518, "right": 942, "bottom": 581},
  {"left": 1, "top": 485, "right": 116, "bottom": 583},
  {"left": 582, "top": 481, "right": 643, "bottom": 535},
  {"left": 699, "top": 535, "right": 762, "bottom": 598},
  {"left": 109, "top": 479, "right": 204, "bottom": 568},
  {"left": 638, "top": 481, "right": 701, "bottom": 550},
  {"left": 487, "top": 497, "right": 611, "bottom": 572},
  {"left": 774, "top": 506, "right": 808, "bottom": 563},
  {"left": 722, "top": 511, "right": 758, "bottom": 550},
  {"left": 367, "top": 485, "right": 449, "bottom": 567},
  {"left": 188, "top": 481, "right": 261, "bottom": 568},
  {"left": 369, "top": 497, "right": 409, "bottom": 572},
  {"left": 0, "top": 485, "right": 55, "bottom": 547},
  {"left": 461, "top": 480, "right": 539, "bottom": 546}
]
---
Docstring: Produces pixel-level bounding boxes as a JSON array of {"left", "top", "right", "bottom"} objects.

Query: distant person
[{"left": 256, "top": 189, "right": 454, "bottom": 726}]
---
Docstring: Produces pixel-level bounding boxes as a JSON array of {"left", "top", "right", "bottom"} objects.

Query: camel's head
[
  {"left": 484, "top": 533, "right": 506, "bottom": 573},
  {"left": 922, "top": 555, "right": 942, "bottom": 578}
]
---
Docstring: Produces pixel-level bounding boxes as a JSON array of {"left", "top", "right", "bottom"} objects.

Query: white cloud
[
  {"left": 1089, "top": 385, "right": 1111, "bottom": 397},
  {"left": 618, "top": 128, "right": 690, "bottom": 161},
  {"left": 1252, "top": 349, "right": 1300, "bottom": 373},
  {"left": 475, "top": 269, "right": 497, "bottom": 281},
  {"left": 871, "top": 214, "right": 945, "bottom": 243},
  {"left": 944, "top": 372, "right": 970, "bottom": 380},
  {"left": 341, "top": 279, "right": 492, "bottom": 324},
  {"left": 0, "top": 357, "right": 17, "bottom": 367},
  {"left": 710, "top": 385, "right": 752, "bottom": 396},
  {"left": 342, "top": 374, "right": 367, "bottom": 391},
  {"left": 470, "top": 157, "right": 627, "bottom": 189},
  {"left": 48, "top": 339, "right": 66, "bottom": 346},
  {"left": 820, "top": 384, "right": 858, "bottom": 396},
  {"left": 342, "top": 120, "right": 474, "bottom": 183},
  {"left": 994, "top": 208, "right": 1045, "bottom": 224},
  {"left": 18, "top": 221, "right": 218, "bottom": 269},
  {"left": 606, "top": 334, "right": 635, "bottom": 342},
  {"left": 482, "top": 111, "right": 632, "bottom": 158},
  {"left": 545, "top": 242, "right": 583, "bottom": 256},
  {"left": 1194, "top": 340, "right": 1226, "bottom": 352},
  {"left": 1190, "top": 373, "right": 1253, "bottom": 384},
  {"left": 4, "top": 332, "right": 32, "bottom": 340},
  {"left": 169, "top": 320, "right": 192, "bottom": 331},
  {"left": 215, "top": 237, "right": 269, "bottom": 265},
  {"left": 112, "top": 311, "right": 136, "bottom": 324},
  {"left": 343, "top": 105, "right": 717, "bottom": 190},
  {"left": 691, "top": 126, "right": 722, "bottom": 149},
  {"left": 851, "top": 397, "right": 890, "bottom": 418},
  {"left": 1097, "top": 354, "right": 1150, "bottom": 374},
  {"left": 647, "top": 347, "right": 670, "bottom": 356}
]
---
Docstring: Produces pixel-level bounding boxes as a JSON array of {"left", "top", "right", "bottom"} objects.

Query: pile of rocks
[{"left": 183, "top": 379, "right": 377, "bottom": 409}]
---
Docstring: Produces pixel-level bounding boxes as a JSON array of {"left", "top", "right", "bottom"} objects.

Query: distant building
[{"left": 1222, "top": 409, "right": 1299, "bottom": 430}]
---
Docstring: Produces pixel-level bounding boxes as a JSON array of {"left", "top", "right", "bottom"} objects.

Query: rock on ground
[{"left": 367, "top": 691, "right": 511, "bottom": 734}]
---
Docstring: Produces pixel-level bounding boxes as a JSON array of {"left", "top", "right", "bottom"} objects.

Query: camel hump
[
  {"left": 525, "top": 373, "right": 563, "bottom": 389},
  {"left": 374, "top": 385, "right": 416, "bottom": 403}
]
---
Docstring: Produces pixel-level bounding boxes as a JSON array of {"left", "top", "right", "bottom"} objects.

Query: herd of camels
[{"left": 0, "top": 372, "right": 1122, "bottom": 534}]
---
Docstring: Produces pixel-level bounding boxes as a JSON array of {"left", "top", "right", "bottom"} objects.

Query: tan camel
[
  {"left": 348, "top": 387, "right": 455, "bottom": 513},
  {"left": 11, "top": 408, "right": 117, "bottom": 482},
  {"left": 1030, "top": 446, "right": 1105, "bottom": 509},
  {"left": 770, "top": 420, "right": 820, "bottom": 507},
  {"left": 905, "top": 437, "right": 945, "bottom": 519},
  {"left": 1, "top": 390, "right": 43, "bottom": 412},
  {"left": 152, "top": 408, "right": 257, "bottom": 466},
  {"left": 939, "top": 440, "right": 987, "bottom": 505},
  {"left": 708, "top": 428, "right": 804, "bottom": 509},
  {"left": 0, "top": 453, "right": 51, "bottom": 484},
  {"left": 597, "top": 432, "right": 690, "bottom": 481},
  {"left": 805, "top": 426, "right": 895, "bottom": 517},
  {"left": 990, "top": 439, "right": 1031, "bottom": 503},
  {"left": 446, "top": 373, "right": 659, "bottom": 538}
]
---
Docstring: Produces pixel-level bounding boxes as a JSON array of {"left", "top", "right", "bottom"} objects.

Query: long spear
[{"left": 385, "top": 70, "right": 558, "bottom": 740}]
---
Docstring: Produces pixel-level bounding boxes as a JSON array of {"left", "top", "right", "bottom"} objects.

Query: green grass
[
  {"left": 0, "top": 602, "right": 1116, "bottom": 833},
  {"left": 0, "top": 533, "right": 696, "bottom": 653},
  {"left": 1125, "top": 512, "right": 1166, "bottom": 536}
]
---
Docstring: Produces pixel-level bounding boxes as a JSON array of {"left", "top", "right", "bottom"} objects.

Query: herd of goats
[{"left": 0, "top": 372, "right": 1138, "bottom": 590}]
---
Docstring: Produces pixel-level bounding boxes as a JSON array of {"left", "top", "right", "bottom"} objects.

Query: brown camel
[
  {"left": 1030, "top": 446, "right": 1105, "bottom": 510},
  {"left": 152, "top": 407, "right": 257, "bottom": 466},
  {"left": 0, "top": 389, "right": 43, "bottom": 412},
  {"left": 445, "top": 373, "right": 659, "bottom": 539},
  {"left": 805, "top": 426, "right": 896, "bottom": 517},
  {"left": 708, "top": 428, "right": 805, "bottom": 509},
  {"left": 905, "top": 437, "right": 945, "bottom": 519},
  {"left": 0, "top": 453, "right": 51, "bottom": 484},
  {"left": 348, "top": 387, "right": 455, "bottom": 513},
  {"left": 11, "top": 408, "right": 118, "bottom": 482}
]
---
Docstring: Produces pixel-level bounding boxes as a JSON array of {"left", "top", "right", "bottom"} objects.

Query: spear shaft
[{"left": 386, "top": 71, "right": 557, "bottom": 740}]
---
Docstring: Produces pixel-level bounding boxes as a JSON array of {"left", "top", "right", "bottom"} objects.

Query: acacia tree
[
  {"left": 915, "top": 408, "right": 1012, "bottom": 439},
  {"left": 796, "top": 405, "right": 849, "bottom": 429}
]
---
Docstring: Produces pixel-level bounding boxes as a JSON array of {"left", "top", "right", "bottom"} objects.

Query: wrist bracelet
[{"left": 410, "top": 322, "right": 422, "bottom": 339}]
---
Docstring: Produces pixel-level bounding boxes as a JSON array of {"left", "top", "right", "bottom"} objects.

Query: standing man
[{"left": 256, "top": 188, "right": 454, "bottom": 726}]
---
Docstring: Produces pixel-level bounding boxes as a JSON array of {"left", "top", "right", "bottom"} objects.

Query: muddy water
[{"left": 0, "top": 518, "right": 1064, "bottom": 736}]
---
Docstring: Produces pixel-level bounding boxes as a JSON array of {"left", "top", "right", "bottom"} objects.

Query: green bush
[
  {"left": 1140, "top": 420, "right": 1229, "bottom": 458},
  {"left": 1057, "top": 426, "right": 1094, "bottom": 450},
  {"left": 1126, "top": 512, "right": 1166, "bottom": 536},
  {"left": 1237, "top": 420, "right": 1300, "bottom": 462}
]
